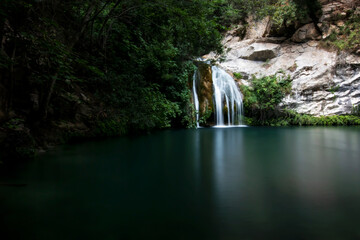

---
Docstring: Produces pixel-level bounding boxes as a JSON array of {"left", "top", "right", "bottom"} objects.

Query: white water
[
  {"left": 212, "top": 125, "right": 248, "bottom": 128},
  {"left": 192, "top": 71, "right": 200, "bottom": 128},
  {"left": 212, "top": 66, "right": 243, "bottom": 126}
]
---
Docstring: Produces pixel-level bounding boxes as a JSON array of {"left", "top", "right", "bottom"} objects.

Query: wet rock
[{"left": 195, "top": 62, "right": 214, "bottom": 116}]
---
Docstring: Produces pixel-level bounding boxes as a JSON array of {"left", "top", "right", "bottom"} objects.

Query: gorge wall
[{"left": 203, "top": 0, "right": 360, "bottom": 116}]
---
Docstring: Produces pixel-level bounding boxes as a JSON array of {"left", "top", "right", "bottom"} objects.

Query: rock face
[
  {"left": 244, "top": 15, "right": 271, "bottom": 39},
  {"left": 319, "top": 0, "right": 360, "bottom": 23},
  {"left": 194, "top": 62, "right": 214, "bottom": 116},
  {"left": 203, "top": 0, "right": 360, "bottom": 116},
  {"left": 318, "top": 0, "right": 360, "bottom": 40}
]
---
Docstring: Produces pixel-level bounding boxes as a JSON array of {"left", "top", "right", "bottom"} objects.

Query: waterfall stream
[
  {"left": 192, "top": 72, "right": 200, "bottom": 128},
  {"left": 212, "top": 66, "right": 243, "bottom": 126},
  {"left": 192, "top": 65, "right": 244, "bottom": 127}
]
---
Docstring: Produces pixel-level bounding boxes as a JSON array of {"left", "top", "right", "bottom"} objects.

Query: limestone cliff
[{"left": 204, "top": 0, "right": 360, "bottom": 116}]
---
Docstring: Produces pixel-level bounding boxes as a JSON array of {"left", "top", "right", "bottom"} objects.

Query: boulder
[
  {"left": 245, "top": 15, "right": 271, "bottom": 39},
  {"left": 291, "top": 23, "right": 321, "bottom": 43},
  {"left": 239, "top": 43, "right": 280, "bottom": 61}
]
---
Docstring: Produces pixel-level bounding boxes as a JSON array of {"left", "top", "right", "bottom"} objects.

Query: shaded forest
[{"left": 0, "top": 0, "right": 348, "bottom": 160}]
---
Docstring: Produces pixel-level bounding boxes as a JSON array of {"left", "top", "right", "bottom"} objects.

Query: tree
[{"left": 0, "top": 0, "right": 231, "bottom": 132}]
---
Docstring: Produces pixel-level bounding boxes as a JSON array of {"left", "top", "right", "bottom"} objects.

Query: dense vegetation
[
  {"left": 245, "top": 111, "right": 360, "bottom": 126},
  {"left": 240, "top": 72, "right": 292, "bottom": 122},
  {"left": 0, "top": 0, "right": 227, "bottom": 160},
  {"left": 0, "top": 0, "right": 226, "bottom": 133},
  {"left": 0, "top": 0, "right": 315, "bottom": 131},
  {"left": 0, "top": 0, "right": 358, "bottom": 161}
]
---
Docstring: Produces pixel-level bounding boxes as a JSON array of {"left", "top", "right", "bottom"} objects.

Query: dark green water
[{"left": 1, "top": 127, "right": 360, "bottom": 240}]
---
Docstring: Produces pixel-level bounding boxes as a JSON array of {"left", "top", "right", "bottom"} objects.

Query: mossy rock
[{"left": 196, "top": 62, "right": 215, "bottom": 118}]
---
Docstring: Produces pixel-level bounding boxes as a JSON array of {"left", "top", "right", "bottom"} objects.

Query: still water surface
[{"left": 1, "top": 127, "right": 360, "bottom": 239}]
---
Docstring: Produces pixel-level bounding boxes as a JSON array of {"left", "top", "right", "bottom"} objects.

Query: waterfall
[
  {"left": 192, "top": 71, "right": 200, "bottom": 128},
  {"left": 192, "top": 65, "right": 244, "bottom": 127},
  {"left": 212, "top": 66, "right": 243, "bottom": 126}
]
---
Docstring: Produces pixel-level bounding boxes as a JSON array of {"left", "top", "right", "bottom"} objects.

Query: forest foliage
[
  {"left": 0, "top": 0, "right": 227, "bottom": 133},
  {"left": 0, "top": 0, "right": 334, "bottom": 136}
]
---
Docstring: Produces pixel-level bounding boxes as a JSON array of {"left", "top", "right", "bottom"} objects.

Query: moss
[
  {"left": 328, "top": 85, "right": 340, "bottom": 94},
  {"left": 197, "top": 63, "right": 214, "bottom": 114},
  {"left": 199, "top": 107, "right": 213, "bottom": 126},
  {"left": 245, "top": 111, "right": 360, "bottom": 126},
  {"left": 233, "top": 72, "right": 243, "bottom": 79}
]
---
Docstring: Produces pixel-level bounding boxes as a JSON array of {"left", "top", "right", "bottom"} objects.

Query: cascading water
[
  {"left": 212, "top": 66, "right": 243, "bottom": 126},
  {"left": 192, "top": 65, "right": 244, "bottom": 127},
  {"left": 192, "top": 71, "right": 200, "bottom": 128}
]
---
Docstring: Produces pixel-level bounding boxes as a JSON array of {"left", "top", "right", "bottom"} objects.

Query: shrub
[
  {"left": 233, "top": 72, "right": 243, "bottom": 79},
  {"left": 245, "top": 110, "right": 360, "bottom": 126},
  {"left": 352, "top": 104, "right": 360, "bottom": 116},
  {"left": 240, "top": 72, "right": 292, "bottom": 122}
]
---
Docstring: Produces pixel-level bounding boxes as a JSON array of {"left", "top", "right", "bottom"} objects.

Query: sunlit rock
[{"left": 238, "top": 43, "right": 280, "bottom": 61}]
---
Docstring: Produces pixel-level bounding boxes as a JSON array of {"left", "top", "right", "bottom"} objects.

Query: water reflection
[
  {"left": 194, "top": 127, "right": 360, "bottom": 239},
  {"left": 292, "top": 128, "right": 360, "bottom": 206},
  {"left": 1, "top": 127, "right": 360, "bottom": 239}
]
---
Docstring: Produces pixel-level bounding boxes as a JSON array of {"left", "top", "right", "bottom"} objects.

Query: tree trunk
[
  {"left": 41, "top": 73, "right": 57, "bottom": 120},
  {"left": 8, "top": 45, "right": 16, "bottom": 113},
  {"left": 40, "top": 0, "right": 99, "bottom": 120},
  {"left": 0, "top": 20, "right": 7, "bottom": 116},
  {"left": 98, "top": 0, "right": 122, "bottom": 42}
]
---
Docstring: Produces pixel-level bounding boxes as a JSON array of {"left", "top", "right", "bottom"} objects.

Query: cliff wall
[{"left": 204, "top": 0, "right": 360, "bottom": 116}]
